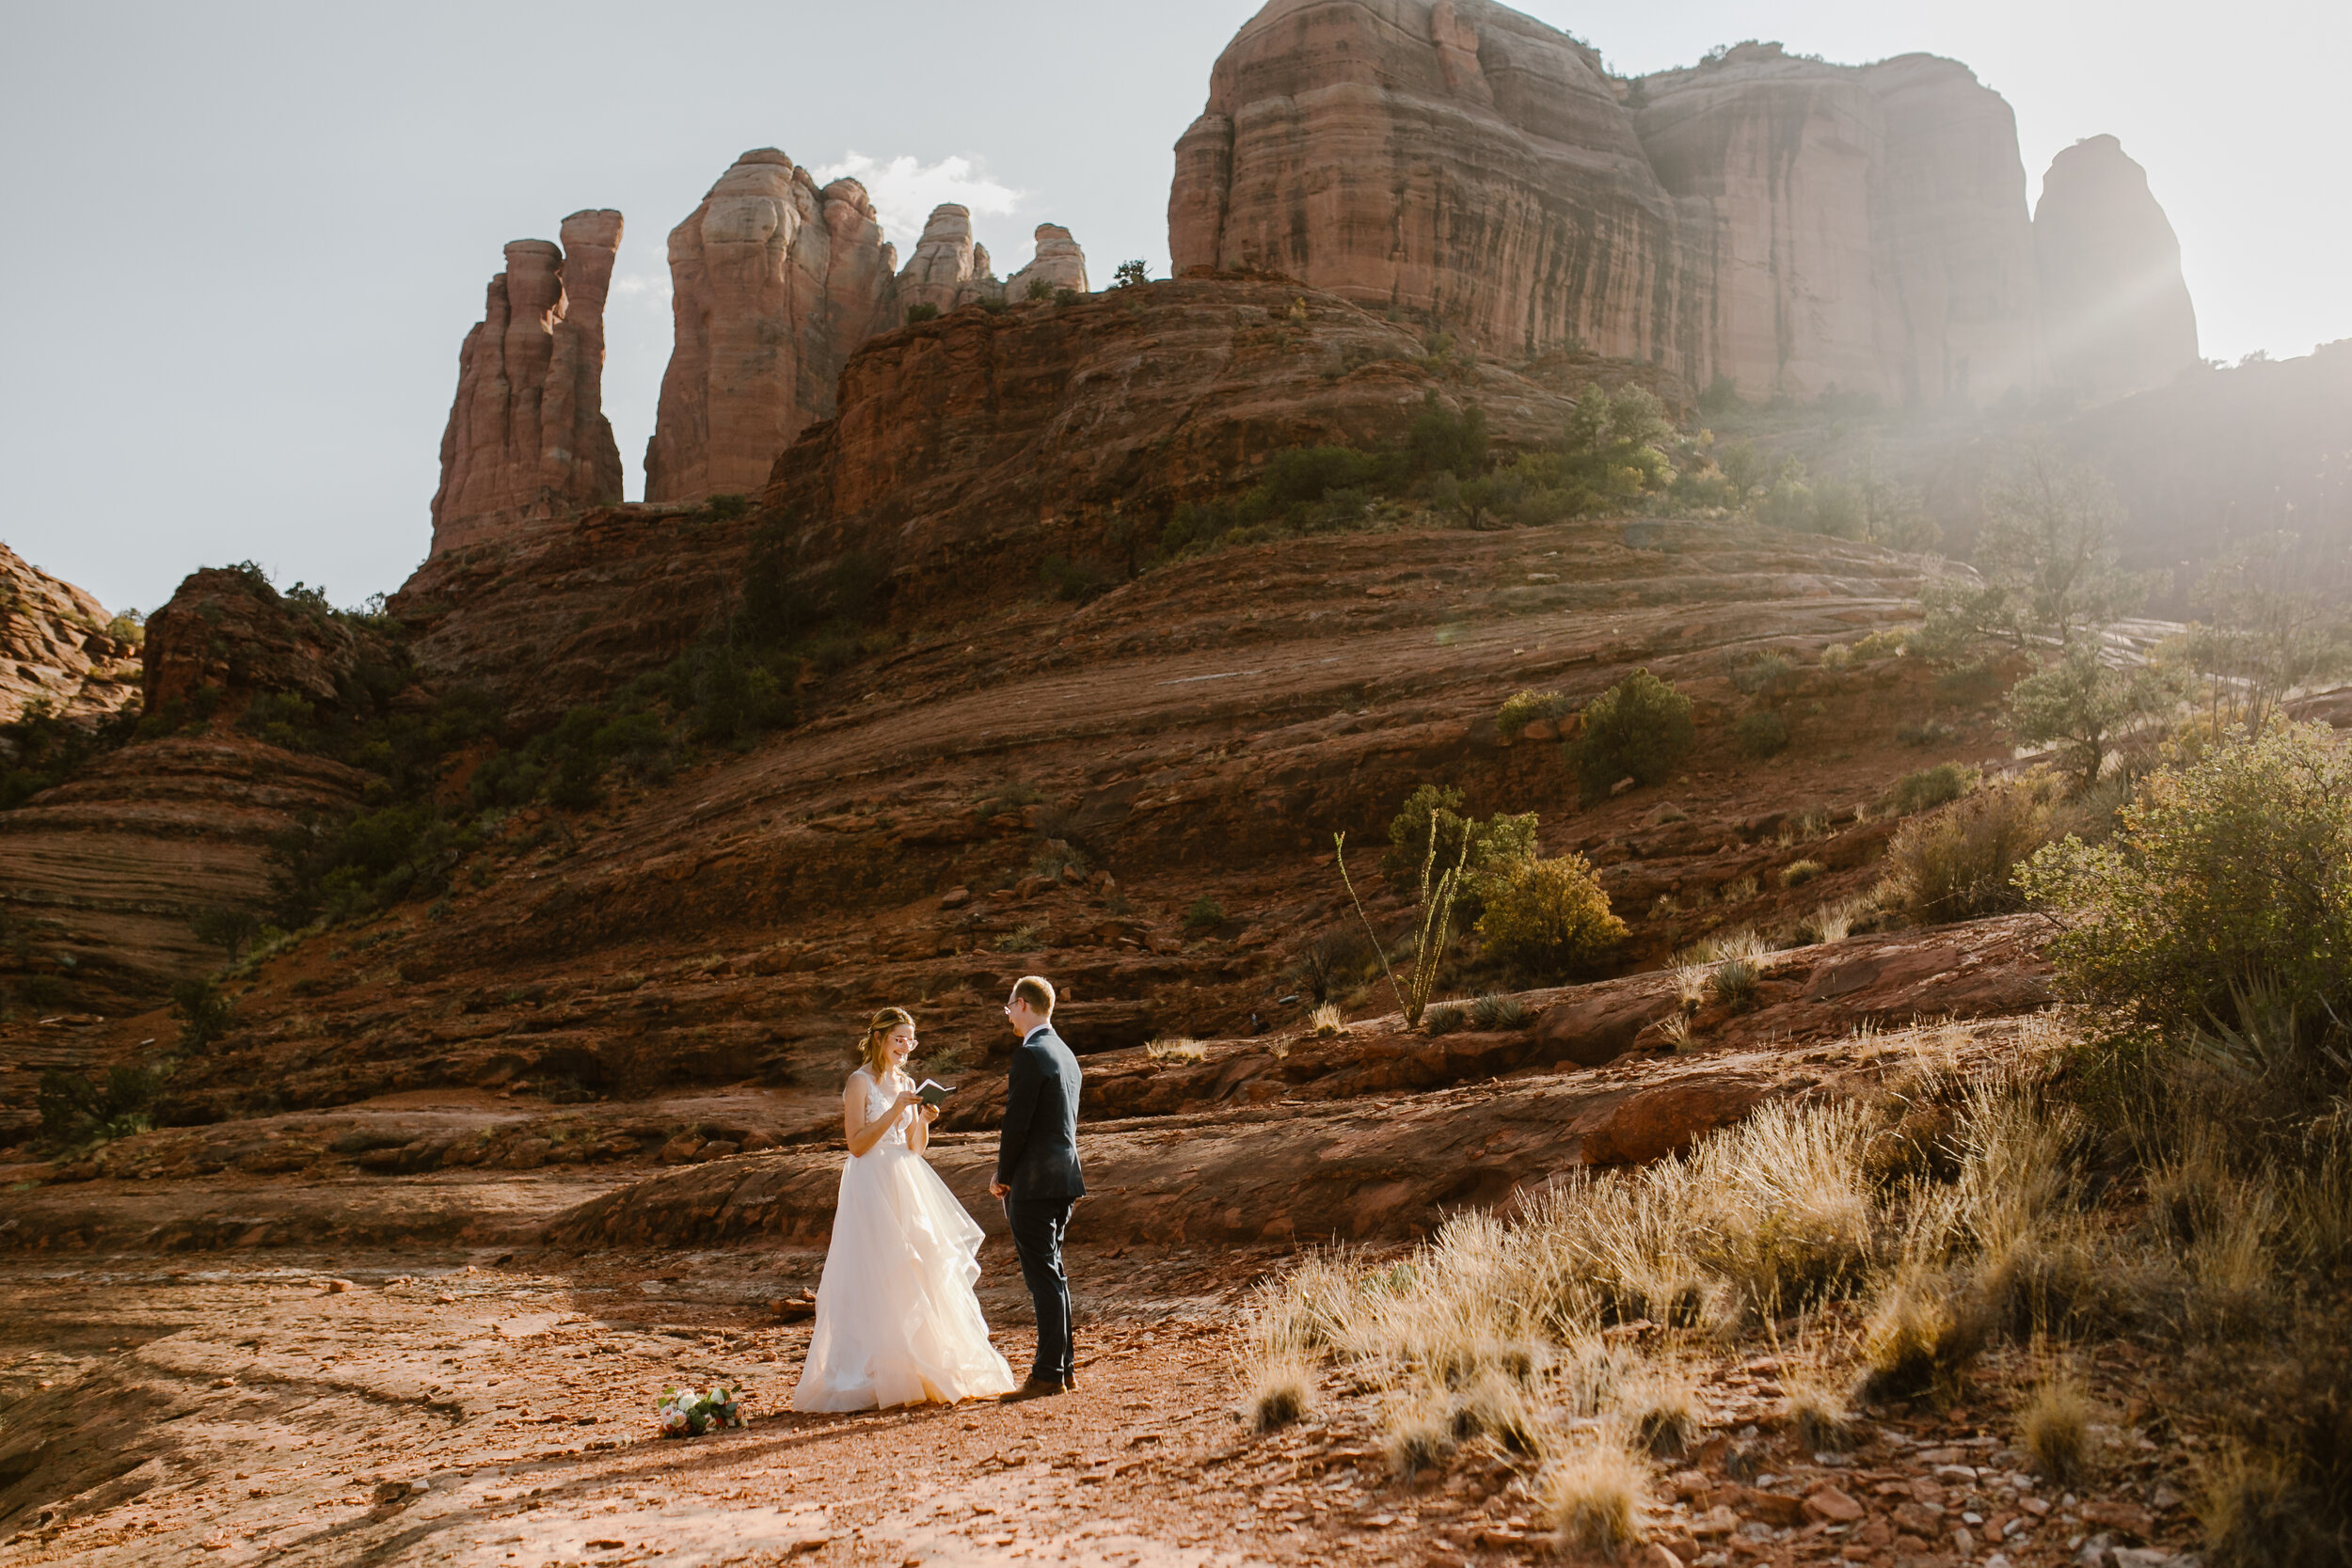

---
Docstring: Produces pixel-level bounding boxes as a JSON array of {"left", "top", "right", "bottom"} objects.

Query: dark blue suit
[{"left": 997, "top": 1023, "right": 1083, "bottom": 1384}]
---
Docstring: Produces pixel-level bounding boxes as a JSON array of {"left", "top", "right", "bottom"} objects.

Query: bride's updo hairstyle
[{"left": 858, "top": 1006, "right": 917, "bottom": 1079}]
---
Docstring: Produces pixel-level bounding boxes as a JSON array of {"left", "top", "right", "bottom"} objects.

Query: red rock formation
[
  {"left": 2034, "top": 134, "right": 2199, "bottom": 401},
  {"left": 889, "top": 204, "right": 1002, "bottom": 319},
  {"left": 644, "top": 150, "right": 898, "bottom": 504},
  {"left": 767, "top": 276, "right": 1579, "bottom": 617},
  {"left": 141, "top": 568, "right": 380, "bottom": 714},
  {"left": 1003, "top": 223, "right": 1089, "bottom": 299},
  {"left": 1636, "top": 44, "right": 2040, "bottom": 404},
  {"left": 1171, "top": 1, "right": 1691, "bottom": 370},
  {"left": 0, "top": 546, "right": 140, "bottom": 726},
  {"left": 429, "top": 211, "right": 626, "bottom": 558},
  {"left": 1171, "top": 8, "right": 2050, "bottom": 405}
]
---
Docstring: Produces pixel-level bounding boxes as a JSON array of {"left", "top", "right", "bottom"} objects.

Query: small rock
[
  {"left": 317, "top": 1278, "right": 355, "bottom": 1293},
  {"left": 1804, "top": 1485, "right": 1865, "bottom": 1524},
  {"left": 1611, "top": 774, "right": 1638, "bottom": 796},
  {"left": 939, "top": 888, "right": 971, "bottom": 909}
]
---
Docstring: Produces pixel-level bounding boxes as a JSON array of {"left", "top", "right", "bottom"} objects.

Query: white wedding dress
[{"left": 791, "top": 1069, "right": 1016, "bottom": 1411}]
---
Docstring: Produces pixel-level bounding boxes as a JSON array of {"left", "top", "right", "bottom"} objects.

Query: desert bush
[
  {"left": 1566, "top": 669, "right": 1695, "bottom": 802},
  {"left": 1708, "top": 955, "right": 1760, "bottom": 1010},
  {"left": 903, "top": 302, "right": 940, "bottom": 324},
  {"left": 1731, "top": 652, "right": 1795, "bottom": 696},
  {"left": 189, "top": 904, "right": 262, "bottom": 959},
  {"left": 1112, "top": 259, "right": 1148, "bottom": 288},
  {"left": 1025, "top": 277, "right": 1054, "bottom": 302},
  {"left": 1784, "top": 1364, "right": 1858, "bottom": 1452},
  {"left": 2008, "top": 640, "right": 2185, "bottom": 791},
  {"left": 2020, "top": 722, "right": 2352, "bottom": 1042},
  {"left": 993, "top": 926, "right": 1041, "bottom": 954},
  {"left": 1311, "top": 1002, "right": 1348, "bottom": 1037},
  {"left": 1896, "top": 716, "right": 1960, "bottom": 748},
  {"left": 1779, "top": 859, "right": 1824, "bottom": 888},
  {"left": 1381, "top": 784, "right": 1538, "bottom": 896},
  {"left": 1733, "top": 710, "right": 1789, "bottom": 757},
  {"left": 1883, "top": 762, "right": 1977, "bottom": 816},
  {"left": 1289, "top": 930, "right": 1371, "bottom": 1003},
  {"left": 1383, "top": 1390, "right": 1458, "bottom": 1477},
  {"left": 1880, "top": 774, "right": 2057, "bottom": 923},
  {"left": 1183, "top": 896, "right": 1226, "bottom": 931},
  {"left": 171, "top": 976, "right": 235, "bottom": 1049},
  {"left": 1470, "top": 993, "right": 1529, "bottom": 1031},
  {"left": 1473, "top": 854, "right": 1626, "bottom": 975},
  {"left": 1422, "top": 1003, "right": 1468, "bottom": 1036},
  {"left": 37, "top": 1058, "right": 173, "bottom": 1150},
  {"left": 1144, "top": 1037, "right": 1207, "bottom": 1062},
  {"left": 1495, "top": 688, "right": 1572, "bottom": 740}
]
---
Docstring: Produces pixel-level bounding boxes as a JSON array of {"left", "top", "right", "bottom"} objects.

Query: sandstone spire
[
  {"left": 891, "top": 205, "right": 1004, "bottom": 320},
  {"left": 1004, "top": 224, "right": 1089, "bottom": 300},
  {"left": 430, "top": 209, "right": 626, "bottom": 557},
  {"left": 644, "top": 150, "right": 899, "bottom": 504},
  {"left": 2034, "top": 135, "right": 2199, "bottom": 401}
]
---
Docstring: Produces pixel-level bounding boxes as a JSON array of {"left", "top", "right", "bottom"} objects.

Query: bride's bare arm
[{"left": 843, "top": 1074, "right": 918, "bottom": 1157}]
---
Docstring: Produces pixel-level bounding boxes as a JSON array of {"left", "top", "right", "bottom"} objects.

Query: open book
[{"left": 915, "top": 1079, "right": 955, "bottom": 1108}]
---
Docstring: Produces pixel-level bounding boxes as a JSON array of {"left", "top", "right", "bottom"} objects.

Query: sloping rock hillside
[{"left": 0, "top": 543, "right": 139, "bottom": 726}]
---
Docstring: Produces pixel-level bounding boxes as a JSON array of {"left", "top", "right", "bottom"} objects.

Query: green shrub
[
  {"left": 1470, "top": 993, "right": 1530, "bottom": 1030},
  {"left": 189, "top": 905, "right": 262, "bottom": 959},
  {"left": 1881, "top": 775, "right": 2057, "bottom": 923},
  {"left": 1184, "top": 895, "right": 1226, "bottom": 931},
  {"left": 1474, "top": 854, "right": 1627, "bottom": 975},
  {"left": 1885, "top": 762, "right": 1977, "bottom": 816},
  {"left": 1382, "top": 784, "right": 1538, "bottom": 897},
  {"left": 1732, "top": 653, "right": 1795, "bottom": 696},
  {"left": 904, "top": 302, "right": 940, "bottom": 324},
  {"left": 1734, "top": 711, "right": 1789, "bottom": 758},
  {"left": 1025, "top": 277, "right": 1055, "bottom": 301},
  {"left": 1055, "top": 287, "right": 1082, "bottom": 307},
  {"left": 172, "top": 975, "right": 235, "bottom": 1049},
  {"left": 2019, "top": 723, "right": 2352, "bottom": 1037},
  {"left": 37, "top": 1059, "right": 173, "bottom": 1150},
  {"left": 1495, "top": 689, "right": 1572, "bottom": 740},
  {"left": 1565, "top": 669, "right": 1694, "bottom": 801},
  {"left": 1780, "top": 860, "right": 1825, "bottom": 888},
  {"left": 1041, "top": 554, "right": 1116, "bottom": 603}
]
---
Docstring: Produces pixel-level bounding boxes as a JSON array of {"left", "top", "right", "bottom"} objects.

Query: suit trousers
[{"left": 1005, "top": 1196, "right": 1075, "bottom": 1384}]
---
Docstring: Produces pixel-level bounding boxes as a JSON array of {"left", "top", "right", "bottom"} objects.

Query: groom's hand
[{"left": 989, "top": 1180, "right": 1010, "bottom": 1199}]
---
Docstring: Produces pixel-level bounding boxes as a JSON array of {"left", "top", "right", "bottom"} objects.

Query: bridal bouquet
[{"left": 657, "top": 1385, "right": 745, "bottom": 1438}]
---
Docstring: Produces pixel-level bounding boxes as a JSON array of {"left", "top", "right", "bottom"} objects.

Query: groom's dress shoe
[
  {"left": 1059, "top": 1374, "right": 1078, "bottom": 1392},
  {"left": 1000, "top": 1378, "right": 1063, "bottom": 1404}
]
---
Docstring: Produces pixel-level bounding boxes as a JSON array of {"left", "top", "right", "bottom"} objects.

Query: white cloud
[
  {"left": 814, "top": 151, "right": 1024, "bottom": 252},
  {"left": 609, "top": 272, "right": 671, "bottom": 306}
]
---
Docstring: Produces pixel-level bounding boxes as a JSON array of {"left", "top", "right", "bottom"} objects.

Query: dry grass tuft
[
  {"left": 1382, "top": 1387, "right": 1459, "bottom": 1477},
  {"left": 1626, "top": 1366, "right": 1700, "bottom": 1459},
  {"left": 2195, "top": 1443, "right": 2314, "bottom": 1568},
  {"left": 1684, "top": 1099, "right": 1881, "bottom": 1319},
  {"left": 1782, "top": 1359, "right": 1860, "bottom": 1452},
  {"left": 1858, "top": 1263, "right": 1982, "bottom": 1401},
  {"left": 1537, "top": 1428, "right": 1651, "bottom": 1557},
  {"left": 1310, "top": 1002, "right": 1348, "bottom": 1038},
  {"left": 2017, "top": 1370, "right": 2093, "bottom": 1484},
  {"left": 1653, "top": 1011, "right": 1695, "bottom": 1053},
  {"left": 1245, "top": 1355, "right": 1314, "bottom": 1433},
  {"left": 1450, "top": 1370, "right": 1545, "bottom": 1456},
  {"left": 1144, "top": 1036, "right": 1206, "bottom": 1062}
]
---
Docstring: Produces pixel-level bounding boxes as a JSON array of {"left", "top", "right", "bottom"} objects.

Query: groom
[{"left": 991, "top": 974, "right": 1084, "bottom": 1402}]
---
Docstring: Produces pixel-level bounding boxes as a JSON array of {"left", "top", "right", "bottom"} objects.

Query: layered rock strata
[
  {"left": 2034, "top": 134, "right": 2199, "bottom": 401},
  {"left": 1171, "top": 7, "right": 2063, "bottom": 405},
  {"left": 0, "top": 546, "right": 140, "bottom": 726},
  {"left": 643, "top": 150, "right": 898, "bottom": 504},
  {"left": 430, "top": 211, "right": 625, "bottom": 557}
]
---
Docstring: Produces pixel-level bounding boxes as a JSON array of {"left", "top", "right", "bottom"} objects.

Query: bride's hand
[
  {"left": 889, "top": 1088, "right": 921, "bottom": 1116},
  {"left": 918, "top": 1101, "right": 941, "bottom": 1125}
]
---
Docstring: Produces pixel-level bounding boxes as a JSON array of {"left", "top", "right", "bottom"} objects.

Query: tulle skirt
[{"left": 791, "top": 1142, "right": 1016, "bottom": 1411}]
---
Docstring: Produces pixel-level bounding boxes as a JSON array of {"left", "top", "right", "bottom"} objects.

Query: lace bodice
[{"left": 850, "top": 1068, "right": 914, "bottom": 1153}]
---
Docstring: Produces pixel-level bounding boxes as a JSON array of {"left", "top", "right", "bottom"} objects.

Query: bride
[{"left": 791, "top": 1006, "right": 1017, "bottom": 1410}]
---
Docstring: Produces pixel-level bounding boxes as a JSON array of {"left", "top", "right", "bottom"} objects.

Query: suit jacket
[{"left": 995, "top": 1024, "right": 1085, "bottom": 1200}]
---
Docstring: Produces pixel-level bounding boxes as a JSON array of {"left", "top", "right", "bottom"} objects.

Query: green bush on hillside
[
  {"left": 1474, "top": 854, "right": 1626, "bottom": 975},
  {"left": 1565, "top": 669, "right": 1694, "bottom": 801},
  {"left": 2019, "top": 722, "right": 2352, "bottom": 1037}
]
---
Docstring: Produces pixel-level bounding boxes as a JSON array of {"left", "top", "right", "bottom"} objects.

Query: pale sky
[{"left": 5, "top": 0, "right": 2343, "bottom": 617}]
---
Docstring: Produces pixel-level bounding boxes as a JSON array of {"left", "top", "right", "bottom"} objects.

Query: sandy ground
[{"left": 0, "top": 1229, "right": 2201, "bottom": 1568}]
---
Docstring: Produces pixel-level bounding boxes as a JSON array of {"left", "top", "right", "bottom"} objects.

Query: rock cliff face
[
  {"left": 0, "top": 546, "right": 140, "bottom": 726},
  {"left": 141, "top": 568, "right": 381, "bottom": 715},
  {"left": 2034, "top": 135, "right": 2198, "bottom": 401},
  {"left": 643, "top": 150, "right": 898, "bottom": 505},
  {"left": 1170, "top": 7, "right": 2058, "bottom": 405},
  {"left": 430, "top": 211, "right": 626, "bottom": 558},
  {"left": 765, "top": 277, "right": 1578, "bottom": 619}
]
